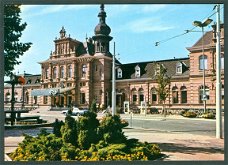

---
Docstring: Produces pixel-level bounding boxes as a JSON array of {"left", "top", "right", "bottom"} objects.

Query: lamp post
[
  {"left": 112, "top": 42, "right": 116, "bottom": 116},
  {"left": 193, "top": 18, "right": 213, "bottom": 113},
  {"left": 215, "top": 4, "right": 222, "bottom": 139}
]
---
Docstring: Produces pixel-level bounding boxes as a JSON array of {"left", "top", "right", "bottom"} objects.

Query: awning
[{"left": 31, "top": 87, "right": 75, "bottom": 96}]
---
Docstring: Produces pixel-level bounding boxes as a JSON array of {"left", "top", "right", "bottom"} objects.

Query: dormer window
[
  {"left": 27, "top": 79, "right": 31, "bottom": 84},
  {"left": 176, "top": 62, "right": 182, "bottom": 74},
  {"left": 135, "top": 65, "right": 140, "bottom": 78},
  {"left": 35, "top": 78, "right": 40, "bottom": 83},
  {"left": 117, "top": 68, "right": 122, "bottom": 78}
]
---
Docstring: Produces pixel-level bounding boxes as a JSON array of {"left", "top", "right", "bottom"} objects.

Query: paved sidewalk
[
  {"left": 5, "top": 126, "right": 224, "bottom": 161},
  {"left": 4, "top": 107, "right": 224, "bottom": 161},
  {"left": 124, "top": 128, "right": 224, "bottom": 161}
]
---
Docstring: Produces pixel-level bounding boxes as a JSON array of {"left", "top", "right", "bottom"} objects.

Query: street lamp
[{"left": 193, "top": 18, "right": 213, "bottom": 113}]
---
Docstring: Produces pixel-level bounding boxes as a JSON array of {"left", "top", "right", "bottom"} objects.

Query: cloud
[
  {"left": 21, "top": 5, "right": 95, "bottom": 17},
  {"left": 117, "top": 17, "right": 174, "bottom": 33}
]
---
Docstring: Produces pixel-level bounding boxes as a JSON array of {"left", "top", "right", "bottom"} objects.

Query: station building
[{"left": 4, "top": 5, "right": 224, "bottom": 113}]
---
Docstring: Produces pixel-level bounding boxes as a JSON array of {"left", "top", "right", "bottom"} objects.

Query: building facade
[{"left": 4, "top": 5, "right": 224, "bottom": 112}]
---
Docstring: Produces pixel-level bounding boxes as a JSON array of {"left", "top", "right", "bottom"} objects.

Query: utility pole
[
  {"left": 216, "top": 4, "right": 222, "bottom": 139},
  {"left": 112, "top": 42, "right": 116, "bottom": 116}
]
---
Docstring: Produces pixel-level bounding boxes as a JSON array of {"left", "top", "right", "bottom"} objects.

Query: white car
[{"left": 61, "top": 107, "right": 89, "bottom": 116}]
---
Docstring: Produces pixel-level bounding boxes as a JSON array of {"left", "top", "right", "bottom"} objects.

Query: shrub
[
  {"left": 53, "top": 119, "right": 64, "bottom": 137},
  {"left": 10, "top": 133, "right": 63, "bottom": 161},
  {"left": 200, "top": 113, "right": 215, "bottom": 119},
  {"left": 78, "top": 111, "right": 99, "bottom": 149},
  {"left": 98, "top": 114, "right": 128, "bottom": 144},
  {"left": 183, "top": 111, "right": 197, "bottom": 118},
  {"left": 60, "top": 116, "right": 78, "bottom": 146}
]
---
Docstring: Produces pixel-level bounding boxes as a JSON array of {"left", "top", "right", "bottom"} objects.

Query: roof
[
  {"left": 192, "top": 31, "right": 213, "bottom": 48},
  {"left": 116, "top": 57, "right": 189, "bottom": 80}
]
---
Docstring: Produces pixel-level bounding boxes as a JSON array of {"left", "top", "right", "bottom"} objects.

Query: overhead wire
[{"left": 155, "top": 5, "right": 224, "bottom": 46}]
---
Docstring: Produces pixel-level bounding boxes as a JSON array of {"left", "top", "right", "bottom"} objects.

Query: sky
[{"left": 8, "top": 4, "right": 224, "bottom": 77}]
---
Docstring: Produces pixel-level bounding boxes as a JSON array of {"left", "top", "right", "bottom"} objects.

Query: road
[{"left": 23, "top": 107, "right": 224, "bottom": 138}]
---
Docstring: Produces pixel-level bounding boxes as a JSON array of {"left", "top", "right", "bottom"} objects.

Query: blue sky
[{"left": 10, "top": 4, "right": 224, "bottom": 76}]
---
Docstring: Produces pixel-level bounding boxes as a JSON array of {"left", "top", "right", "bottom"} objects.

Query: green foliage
[
  {"left": 90, "top": 99, "right": 97, "bottom": 113},
  {"left": 4, "top": 5, "right": 32, "bottom": 76},
  {"left": 183, "top": 111, "right": 197, "bottom": 118},
  {"left": 10, "top": 113, "right": 162, "bottom": 161},
  {"left": 60, "top": 116, "right": 78, "bottom": 146},
  {"left": 200, "top": 112, "right": 215, "bottom": 119},
  {"left": 10, "top": 133, "right": 63, "bottom": 161},
  {"left": 155, "top": 63, "right": 171, "bottom": 103},
  {"left": 53, "top": 119, "right": 64, "bottom": 137},
  {"left": 98, "top": 114, "right": 128, "bottom": 144},
  {"left": 78, "top": 111, "right": 99, "bottom": 149}
]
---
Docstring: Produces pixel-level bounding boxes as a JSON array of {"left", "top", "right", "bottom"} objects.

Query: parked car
[{"left": 61, "top": 107, "right": 89, "bottom": 116}]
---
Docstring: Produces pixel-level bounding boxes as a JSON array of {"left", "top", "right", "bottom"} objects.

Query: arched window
[
  {"left": 34, "top": 96, "right": 37, "bottom": 104},
  {"left": 131, "top": 88, "right": 137, "bottom": 104},
  {"left": 14, "top": 92, "right": 18, "bottom": 102},
  {"left": 151, "top": 88, "right": 157, "bottom": 104},
  {"left": 172, "top": 86, "right": 178, "bottom": 104},
  {"left": 5, "top": 92, "right": 10, "bottom": 103},
  {"left": 68, "top": 65, "right": 72, "bottom": 78},
  {"left": 221, "top": 53, "right": 224, "bottom": 70},
  {"left": 26, "top": 92, "right": 29, "bottom": 104},
  {"left": 199, "top": 55, "right": 208, "bottom": 70},
  {"left": 82, "top": 64, "right": 87, "bottom": 78},
  {"left": 60, "top": 66, "right": 64, "bottom": 78},
  {"left": 199, "top": 85, "right": 209, "bottom": 103},
  {"left": 53, "top": 67, "right": 57, "bottom": 79},
  {"left": 222, "top": 84, "right": 224, "bottom": 100},
  {"left": 45, "top": 68, "right": 49, "bottom": 79},
  {"left": 117, "top": 68, "right": 122, "bottom": 78},
  {"left": 139, "top": 88, "right": 144, "bottom": 103},
  {"left": 135, "top": 65, "right": 140, "bottom": 78},
  {"left": 180, "top": 86, "right": 187, "bottom": 103}
]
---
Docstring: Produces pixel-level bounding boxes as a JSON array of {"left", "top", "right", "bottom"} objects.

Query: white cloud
[
  {"left": 118, "top": 17, "right": 174, "bottom": 33},
  {"left": 21, "top": 5, "right": 95, "bottom": 17}
]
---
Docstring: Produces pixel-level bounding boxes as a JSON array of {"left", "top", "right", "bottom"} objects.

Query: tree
[
  {"left": 4, "top": 5, "right": 32, "bottom": 76},
  {"left": 90, "top": 99, "right": 97, "bottom": 113},
  {"left": 155, "top": 63, "right": 171, "bottom": 117}
]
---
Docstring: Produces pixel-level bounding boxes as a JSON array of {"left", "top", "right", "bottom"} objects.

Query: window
[
  {"left": 27, "top": 79, "right": 31, "bottom": 84},
  {"left": 180, "top": 86, "right": 187, "bottom": 103},
  {"left": 139, "top": 88, "right": 144, "bottom": 102},
  {"left": 151, "top": 88, "right": 157, "bottom": 103},
  {"left": 34, "top": 96, "right": 37, "bottom": 104},
  {"left": 132, "top": 89, "right": 137, "bottom": 104},
  {"left": 43, "top": 96, "right": 48, "bottom": 104},
  {"left": 172, "top": 86, "right": 178, "bottom": 104},
  {"left": 199, "top": 55, "right": 208, "bottom": 70},
  {"left": 222, "top": 84, "right": 224, "bottom": 100},
  {"left": 176, "top": 62, "right": 182, "bottom": 74},
  {"left": 53, "top": 67, "right": 57, "bottom": 79},
  {"left": 80, "top": 93, "right": 86, "bottom": 104},
  {"left": 199, "top": 86, "right": 209, "bottom": 103},
  {"left": 67, "top": 83, "right": 72, "bottom": 87},
  {"left": 35, "top": 78, "right": 40, "bottom": 83},
  {"left": 45, "top": 68, "right": 49, "bottom": 79},
  {"left": 68, "top": 65, "right": 72, "bottom": 78},
  {"left": 5, "top": 93, "right": 10, "bottom": 103},
  {"left": 60, "top": 66, "right": 64, "bottom": 78},
  {"left": 14, "top": 92, "right": 18, "bottom": 102},
  {"left": 135, "top": 65, "right": 140, "bottom": 78},
  {"left": 117, "top": 68, "right": 122, "bottom": 78},
  {"left": 82, "top": 64, "right": 87, "bottom": 78},
  {"left": 221, "top": 54, "right": 224, "bottom": 70}
]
